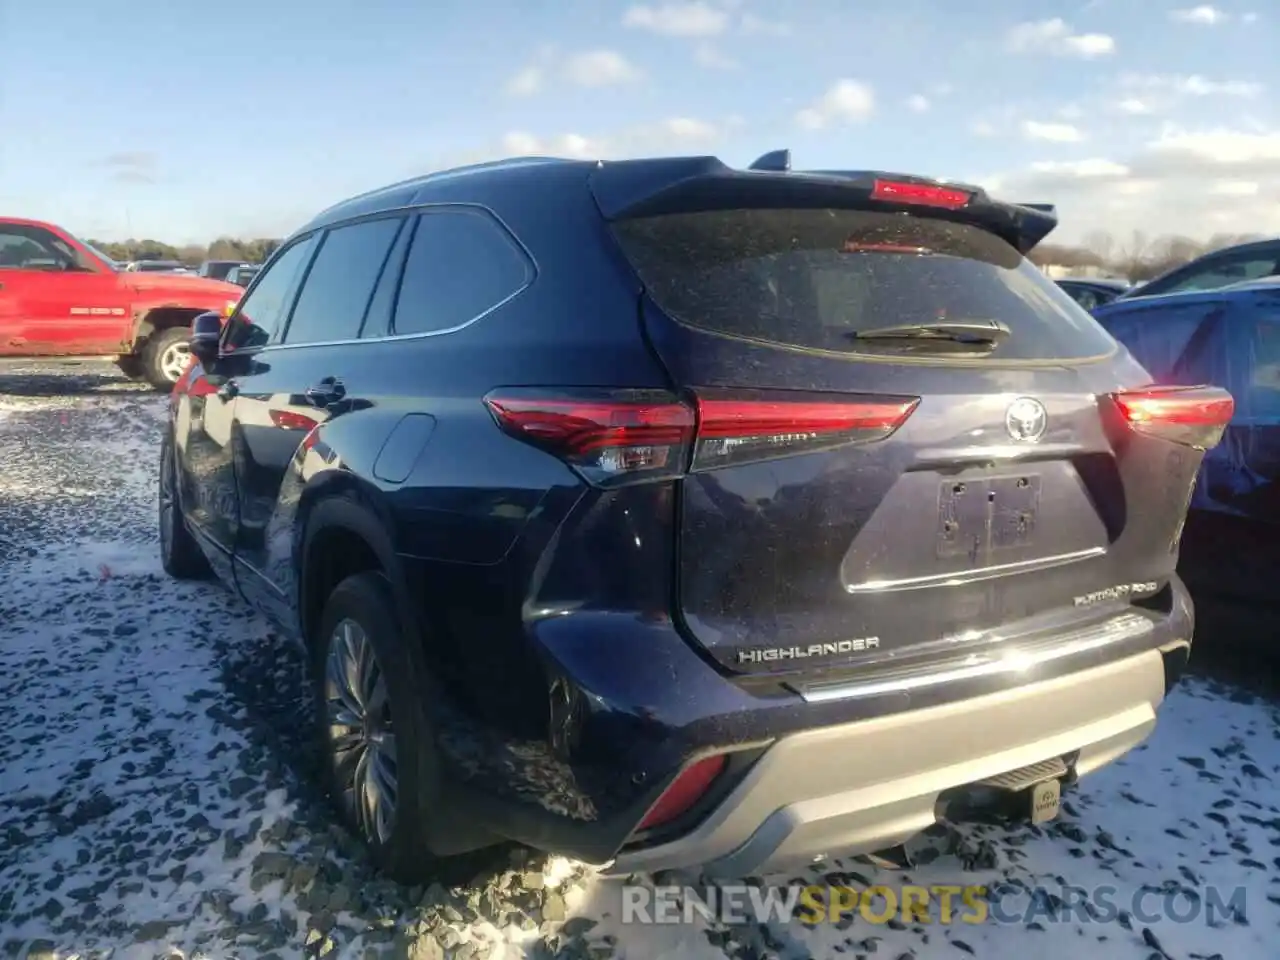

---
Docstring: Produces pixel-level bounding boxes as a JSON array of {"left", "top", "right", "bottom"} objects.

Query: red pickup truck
[{"left": 0, "top": 217, "right": 243, "bottom": 389}]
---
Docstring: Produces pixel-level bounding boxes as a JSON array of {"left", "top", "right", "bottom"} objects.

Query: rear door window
[
  {"left": 283, "top": 216, "right": 405, "bottom": 345},
  {"left": 612, "top": 208, "right": 1119, "bottom": 361}
]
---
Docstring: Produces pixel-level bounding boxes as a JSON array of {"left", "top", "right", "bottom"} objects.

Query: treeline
[
  {"left": 86, "top": 228, "right": 1266, "bottom": 280},
  {"left": 1028, "top": 231, "right": 1267, "bottom": 281},
  {"left": 86, "top": 236, "right": 282, "bottom": 266}
]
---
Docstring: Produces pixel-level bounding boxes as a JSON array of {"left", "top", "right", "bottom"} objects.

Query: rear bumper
[{"left": 605, "top": 642, "right": 1185, "bottom": 878}]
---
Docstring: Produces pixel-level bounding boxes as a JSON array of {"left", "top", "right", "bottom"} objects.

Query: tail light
[
  {"left": 870, "top": 179, "right": 972, "bottom": 210},
  {"left": 636, "top": 754, "right": 727, "bottom": 833},
  {"left": 484, "top": 388, "right": 919, "bottom": 486},
  {"left": 1112, "top": 385, "right": 1234, "bottom": 450},
  {"left": 693, "top": 392, "right": 919, "bottom": 470}
]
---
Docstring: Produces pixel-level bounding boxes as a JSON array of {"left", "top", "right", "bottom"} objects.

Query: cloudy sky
[{"left": 1, "top": 0, "right": 1275, "bottom": 245}]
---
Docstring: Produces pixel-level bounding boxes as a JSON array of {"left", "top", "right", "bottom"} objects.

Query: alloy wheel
[
  {"left": 160, "top": 341, "right": 190, "bottom": 383},
  {"left": 324, "top": 618, "right": 398, "bottom": 843},
  {"left": 159, "top": 445, "right": 175, "bottom": 560}
]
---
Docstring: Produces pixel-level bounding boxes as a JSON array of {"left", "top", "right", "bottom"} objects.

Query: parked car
[
  {"left": 1093, "top": 280, "right": 1280, "bottom": 521},
  {"left": 198, "top": 259, "right": 250, "bottom": 281},
  {"left": 0, "top": 217, "right": 242, "bottom": 388},
  {"left": 1055, "top": 277, "right": 1130, "bottom": 311},
  {"left": 161, "top": 152, "right": 1230, "bottom": 884},
  {"left": 225, "top": 264, "right": 260, "bottom": 287},
  {"left": 1114, "top": 237, "right": 1280, "bottom": 301}
]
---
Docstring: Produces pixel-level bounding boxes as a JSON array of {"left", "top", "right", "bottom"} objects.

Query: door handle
[
  {"left": 305, "top": 377, "right": 346, "bottom": 406},
  {"left": 218, "top": 379, "right": 239, "bottom": 401}
]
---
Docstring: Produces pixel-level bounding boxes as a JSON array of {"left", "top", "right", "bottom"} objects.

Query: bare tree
[{"left": 1083, "top": 230, "right": 1115, "bottom": 265}]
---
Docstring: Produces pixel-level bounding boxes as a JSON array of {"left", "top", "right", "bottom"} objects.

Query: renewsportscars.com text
[{"left": 621, "top": 883, "right": 1249, "bottom": 927}]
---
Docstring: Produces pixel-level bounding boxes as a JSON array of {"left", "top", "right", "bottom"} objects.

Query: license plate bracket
[{"left": 937, "top": 474, "right": 1042, "bottom": 558}]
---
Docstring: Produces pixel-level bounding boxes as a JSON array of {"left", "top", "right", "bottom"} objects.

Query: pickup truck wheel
[
  {"left": 159, "top": 435, "right": 211, "bottom": 579},
  {"left": 143, "top": 327, "right": 192, "bottom": 391}
]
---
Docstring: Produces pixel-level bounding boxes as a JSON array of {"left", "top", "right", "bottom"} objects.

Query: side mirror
[{"left": 189, "top": 311, "right": 222, "bottom": 367}]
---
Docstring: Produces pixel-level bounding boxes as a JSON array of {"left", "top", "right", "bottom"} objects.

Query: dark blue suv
[{"left": 160, "top": 151, "right": 1231, "bottom": 883}]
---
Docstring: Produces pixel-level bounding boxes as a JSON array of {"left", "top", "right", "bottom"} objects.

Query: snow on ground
[{"left": 1, "top": 360, "right": 1277, "bottom": 960}]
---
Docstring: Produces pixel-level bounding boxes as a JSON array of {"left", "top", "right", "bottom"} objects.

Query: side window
[
  {"left": 0, "top": 225, "right": 69, "bottom": 270},
  {"left": 360, "top": 217, "right": 417, "bottom": 339},
  {"left": 283, "top": 216, "right": 405, "bottom": 345},
  {"left": 1159, "top": 252, "right": 1280, "bottom": 296},
  {"left": 225, "top": 235, "right": 319, "bottom": 351},
  {"left": 391, "top": 209, "right": 532, "bottom": 336}
]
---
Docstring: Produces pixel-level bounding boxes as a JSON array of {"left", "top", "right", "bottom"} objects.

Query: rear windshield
[{"left": 612, "top": 208, "right": 1117, "bottom": 361}]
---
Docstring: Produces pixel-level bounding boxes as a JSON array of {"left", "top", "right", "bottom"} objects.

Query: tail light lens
[
  {"left": 484, "top": 388, "right": 920, "bottom": 486},
  {"left": 636, "top": 754, "right": 727, "bottom": 833},
  {"left": 693, "top": 391, "right": 919, "bottom": 471},
  {"left": 1112, "top": 385, "right": 1234, "bottom": 450},
  {"left": 484, "top": 389, "right": 695, "bottom": 486}
]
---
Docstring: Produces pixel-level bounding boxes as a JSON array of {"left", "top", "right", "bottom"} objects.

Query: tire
[
  {"left": 142, "top": 327, "right": 192, "bottom": 391},
  {"left": 313, "top": 571, "right": 450, "bottom": 883},
  {"left": 159, "top": 435, "right": 211, "bottom": 580},
  {"left": 115, "top": 356, "right": 143, "bottom": 380}
]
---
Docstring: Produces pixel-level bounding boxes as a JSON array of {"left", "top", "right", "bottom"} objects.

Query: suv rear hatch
[{"left": 594, "top": 162, "right": 1231, "bottom": 681}]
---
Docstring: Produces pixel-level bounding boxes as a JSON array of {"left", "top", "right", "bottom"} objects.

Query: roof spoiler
[{"left": 589, "top": 153, "right": 1059, "bottom": 254}]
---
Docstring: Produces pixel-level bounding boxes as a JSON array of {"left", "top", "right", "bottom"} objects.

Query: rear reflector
[
  {"left": 1112, "top": 385, "right": 1234, "bottom": 450},
  {"left": 485, "top": 388, "right": 919, "bottom": 485},
  {"left": 636, "top": 754, "right": 727, "bottom": 832},
  {"left": 871, "top": 179, "right": 971, "bottom": 210}
]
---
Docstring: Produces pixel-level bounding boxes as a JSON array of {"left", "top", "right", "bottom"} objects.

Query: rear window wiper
[{"left": 848, "top": 319, "right": 1011, "bottom": 345}]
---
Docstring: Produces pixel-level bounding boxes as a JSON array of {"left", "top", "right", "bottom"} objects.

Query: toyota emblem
[{"left": 1005, "top": 398, "right": 1048, "bottom": 443}]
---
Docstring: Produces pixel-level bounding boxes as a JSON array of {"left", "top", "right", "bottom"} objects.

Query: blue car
[
  {"left": 161, "top": 150, "right": 1226, "bottom": 883},
  {"left": 1093, "top": 282, "right": 1280, "bottom": 520},
  {"left": 1055, "top": 277, "right": 1131, "bottom": 311}
]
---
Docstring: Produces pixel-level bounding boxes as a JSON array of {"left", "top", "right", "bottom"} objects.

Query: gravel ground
[{"left": 1, "top": 359, "right": 1278, "bottom": 960}]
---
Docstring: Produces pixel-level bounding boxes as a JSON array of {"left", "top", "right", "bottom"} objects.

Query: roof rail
[{"left": 748, "top": 149, "right": 791, "bottom": 172}]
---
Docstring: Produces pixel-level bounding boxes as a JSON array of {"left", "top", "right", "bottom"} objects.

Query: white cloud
[
  {"left": 497, "top": 116, "right": 727, "bottom": 161},
  {"left": 1210, "top": 180, "right": 1260, "bottom": 196},
  {"left": 623, "top": 2, "right": 729, "bottom": 36},
  {"left": 504, "top": 66, "right": 543, "bottom": 97},
  {"left": 1029, "top": 158, "right": 1130, "bottom": 178},
  {"left": 976, "top": 125, "right": 1280, "bottom": 242},
  {"left": 694, "top": 42, "right": 738, "bottom": 69},
  {"left": 1023, "top": 120, "right": 1086, "bottom": 142},
  {"left": 1006, "top": 19, "right": 1116, "bottom": 57},
  {"left": 1170, "top": 5, "right": 1228, "bottom": 24},
  {"left": 795, "top": 79, "right": 875, "bottom": 129},
  {"left": 562, "top": 50, "right": 643, "bottom": 87},
  {"left": 740, "top": 12, "right": 792, "bottom": 35},
  {"left": 1121, "top": 73, "right": 1263, "bottom": 98},
  {"left": 1149, "top": 126, "right": 1280, "bottom": 168},
  {"left": 906, "top": 94, "right": 930, "bottom": 113},
  {"left": 1116, "top": 98, "right": 1153, "bottom": 114}
]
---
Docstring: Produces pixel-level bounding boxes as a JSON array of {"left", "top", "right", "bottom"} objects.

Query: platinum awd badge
[
  {"left": 1073, "top": 581, "right": 1159, "bottom": 607},
  {"left": 737, "top": 637, "right": 880, "bottom": 665}
]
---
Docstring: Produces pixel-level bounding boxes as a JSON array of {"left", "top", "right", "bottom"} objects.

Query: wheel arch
[
  {"left": 131, "top": 304, "right": 214, "bottom": 352},
  {"left": 296, "top": 483, "right": 415, "bottom": 653}
]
